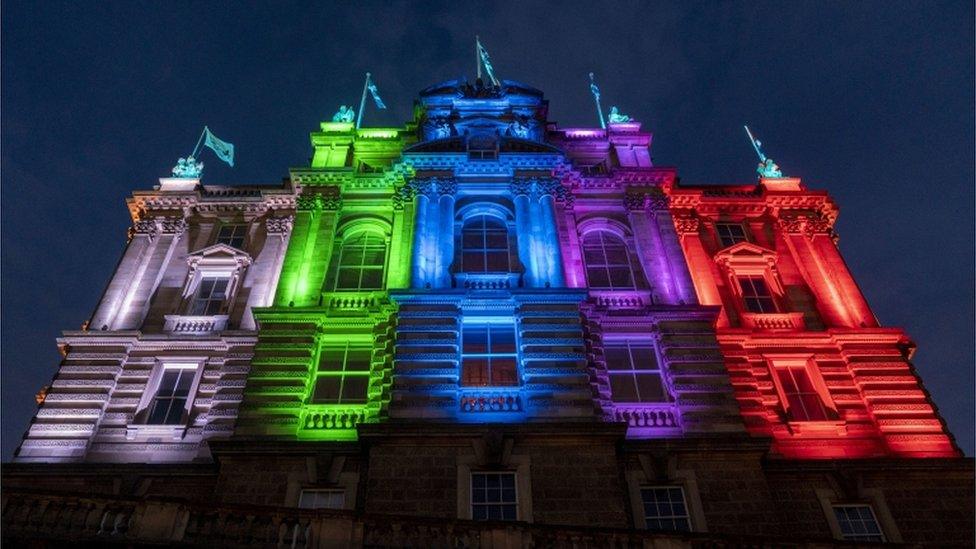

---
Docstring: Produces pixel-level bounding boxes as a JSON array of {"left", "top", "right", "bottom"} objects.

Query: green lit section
[{"left": 236, "top": 119, "right": 417, "bottom": 440}]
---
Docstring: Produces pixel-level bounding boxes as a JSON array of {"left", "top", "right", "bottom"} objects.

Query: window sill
[
  {"left": 786, "top": 420, "right": 847, "bottom": 436},
  {"left": 125, "top": 424, "right": 187, "bottom": 441},
  {"left": 163, "top": 315, "right": 228, "bottom": 334}
]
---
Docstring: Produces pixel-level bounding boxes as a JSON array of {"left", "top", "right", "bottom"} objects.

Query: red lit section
[{"left": 663, "top": 177, "right": 960, "bottom": 459}]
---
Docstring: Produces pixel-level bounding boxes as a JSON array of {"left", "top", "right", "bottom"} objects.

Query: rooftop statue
[
  {"left": 507, "top": 115, "right": 531, "bottom": 139},
  {"left": 171, "top": 156, "right": 203, "bottom": 178},
  {"left": 607, "top": 106, "right": 631, "bottom": 124},
  {"left": 744, "top": 125, "right": 784, "bottom": 178},
  {"left": 332, "top": 105, "right": 355, "bottom": 123}
]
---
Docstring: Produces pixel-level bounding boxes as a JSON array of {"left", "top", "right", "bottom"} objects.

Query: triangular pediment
[
  {"left": 189, "top": 243, "right": 249, "bottom": 259},
  {"left": 714, "top": 242, "right": 777, "bottom": 263}
]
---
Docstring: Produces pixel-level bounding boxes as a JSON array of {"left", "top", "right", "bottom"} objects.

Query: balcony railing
[
  {"left": 300, "top": 406, "right": 372, "bottom": 431},
  {"left": 163, "top": 315, "right": 229, "bottom": 334},
  {"left": 613, "top": 404, "right": 681, "bottom": 432},
  {"left": 740, "top": 312, "right": 805, "bottom": 331},
  {"left": 459, "top": 390, "right": 523, "bottom": 413}
]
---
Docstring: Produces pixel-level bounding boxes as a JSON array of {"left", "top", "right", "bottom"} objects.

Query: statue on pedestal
[
  {"left": 607, "top": 106, "right": 631, "bottom": 124},
  {"left": 172, "top": 156, "right": 203, "bottom": 178},
  {"left": 332, "top": 105, "right": 355, "bottom": 123}
]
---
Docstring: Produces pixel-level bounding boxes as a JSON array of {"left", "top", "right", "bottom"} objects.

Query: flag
[
  {"left": 203, "top": 127, "right": 234, "bottom": 167},
  {"left": 367, "top": 81, "right": 387, "bottom": 110},
  {"left": 477, "top": 39, "right": 499, "bottom": 85},
  {"left": 589, "top": 80, "right": 600, "bottom": 101}
]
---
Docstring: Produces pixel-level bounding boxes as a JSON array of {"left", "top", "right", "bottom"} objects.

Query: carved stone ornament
[
  {"left": 625, "top": 190, "right": 669, "bottom": 212},
  {"left": 672, "top": 214, "right": 701, "bottom": 235},
  {"left": 265, "top": 215, "right": 294, "bottom": 235},
  {"left": 297, "top": 190, "right": 342, "bottom": 211},
  {"left": 778, "top": 214, "right": 834, "bottom": 238}
]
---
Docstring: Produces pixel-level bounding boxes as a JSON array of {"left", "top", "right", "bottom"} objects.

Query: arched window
[
  {"left": 582, "top": 231, "right": 637, "bottom": 290},
  {"left": 334, "top": 231, "right": 387, "bottom": 290},
  {"left": 461, "top": 215, "right": 510, "bottom": 273}
]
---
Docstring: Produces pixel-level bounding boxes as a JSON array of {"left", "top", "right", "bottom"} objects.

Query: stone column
[
  {"left": 778, "top": 217, "right": 852, "bottom": 328},
  {"left": 89, "top": 220, "right": 158, "bottom": 330},
  {"left": 538, "top": 193, "right": 565, "bottom": 288},
  {"left": 809, "top": 231, "right": 877, "bottom": 327},
  {"left": 436, "top": 183, "right": 456, "bottom": 289},
  {"left": 241, "top": 214, "right": 293, "bottom": 329},
  {"left": 511, "top": 182, "right": 535, "bottom": 287},
  {"left": 114, "top": 218, "right": 187, "bottom": 329},
  {"left": 626, "top": 191, "right": 673, "bottom": 302},
  {"left": 410, "top": 188, "right": 430, "bottom": 289},
  {"left": 674, "top": 214, "right": 729, "bottom": 325}
]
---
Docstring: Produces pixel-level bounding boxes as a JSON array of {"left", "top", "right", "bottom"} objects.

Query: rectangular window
[
  {"left": 605, "top": 341, "right": 667, "bottom": 403},
  {"left": 716, "top": 223, "right": 748, "bottom": 248},
  {"left": 216, "top": 224, "right": 248, "bottom": 249},
  {"left": 190, "top": 276, "right": 229, "bottom": 316},
  {"left": 298, "top": 489, "right": 345, "bottom": 510},
  {"left": 146, "top": 365, "right": 196, "bottom": 425},
  {"left": 461, "top": 323, "right": 518, "bottom": 386},
  {"left": 641, "top": 486, "right": 691, "bottom": 532},
  {"left": 774, "top": 365, "right": 830, "bottom": 421},
  {"left": 471, "top": 472, "right": 517, "bottom": 521},
  {"left": 833, "top": 505, "right": 885, "bottom": 542},
  {"left": 311, "top": 343, "right": 371, "bottom": 404},
  {"left": 738, "top": 276, "right": 777, "bottom": 313}
]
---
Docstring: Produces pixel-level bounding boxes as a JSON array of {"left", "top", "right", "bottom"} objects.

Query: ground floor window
[
  {"left": 471, "top": 472, "right": 517, "bottom": 521},
  {"left": 833, "top": 505, "right": 885, "bottom": 542},
  {"left": 298, "top": 489, "right": 345, "bottom": 510},
  {"left": 640, "top": 486, "right": 691, "bottom": 532}
]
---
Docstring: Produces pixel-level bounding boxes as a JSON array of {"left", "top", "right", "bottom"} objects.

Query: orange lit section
[{"left": 663, "top": 176, "right": 960, "bottom": 459}]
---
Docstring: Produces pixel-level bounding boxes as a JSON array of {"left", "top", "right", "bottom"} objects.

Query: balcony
[
  {"left": 163, "top": 315, "right": 228, "bottom": 334},
  {"left": 458, "top": 389, "right": 523, "bottom": 413},
  {"left": 613, "top": 403, "right": 682, "bottom": 437},
  {"left": 298, "top": 406, "right": 373, "bottom": 440},
  {"left": 740, "top": 312, "right": 805, "bottom": 331},
  {"left": 589, "top": 290, "right": 653, "bottom": 310}
]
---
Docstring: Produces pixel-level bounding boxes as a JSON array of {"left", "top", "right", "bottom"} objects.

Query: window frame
[
  {"left": 714, "top": 222, "right": 749, "bottom": 249},
  {"left": 298, "top": 488, "right": 346, "bottom": 510},
  {"left": 459, "top": 214, "right": 512, "bottom": 274},
  {"left": 639, "top": 485, "right": 693, "bottom": 532},
  {"left": 131, "top": 358, "right": 207, "bottom": 431},
  {"left": 460, "top": 320, "right": 520, "bottom": 387},
  {"left": 332, "top": 229, "right": 389, "bottom": 291},
  {"left": 310, "top": 341, "right": 373, "bottom": 405},
  {"left": 603, "top": 339, "right": 670, "bottom": 404},
  {"left": 189, "top": 276, "right": 231, "bottom": 316},
  {"left": 765, "top": 355, "right": 838, "bottom": 424},
  {"left": 581, "top": 230, "right": 639, "bottom": 291},
  {"left": 470, "top": 471, "right": 519, "bottom": 521},
  {"left": 736, "top": 275, "right": 779, "bottom": 314},
  {"left": 215, "top": 223, "right": 249, "bottom": 250},
  {"left": 831, "top": 504, "right": 886, "bottom": 542}
]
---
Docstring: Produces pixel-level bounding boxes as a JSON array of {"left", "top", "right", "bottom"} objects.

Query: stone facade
[{"left": 4, "top": 76, "right": 971, "bottom": 547}]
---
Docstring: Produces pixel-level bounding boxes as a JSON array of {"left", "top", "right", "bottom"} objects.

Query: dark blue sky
[{"left": 2, "top": 2, "right": 973, "bottom": 458}]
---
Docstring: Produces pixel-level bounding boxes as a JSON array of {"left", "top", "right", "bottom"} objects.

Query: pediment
[
  {"left": 714, "top": 242, "right": 776, "bottom": 264},
  {"left": 187, "top": 243, "right": 252, "bottom": 267}
]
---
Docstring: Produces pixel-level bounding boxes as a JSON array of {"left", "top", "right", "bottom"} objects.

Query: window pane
[
  {"left": 587, "top": 268, "right": 611, "bottom": 288},
  {"left": 345, "top": 349, "right": 372, "bottom": 372},
  {"left": 490, "top": 358, "right": 518, "bottom": 386},
  {"left": 463, "top": 326, "right": 488, "bottom": 354},
  {"left": 462, "top": 253, "right": 484, "bottom": 273},
  {"left": 490, "top": 326, "right": 517, "bottom": 354},
  {"left": 462, "top": 358, "right": 489, "bottom": 386},
  {"left": 608, "top": 267, "right": 634, "bottom": 288},
  {"left": 319, "top": 349, "right": 345, "bottom": 371},
  {"left": 312, "top": 376, "right": 341, "bottom": 403},
  {"left": 604, "top": 346, "right": 631, "bottom": 370},
  {"left": 629, "top": 346, "right": 657, "bottom": 370},
  {"left": 635, "top": 373, "right": 667, "bottom": 402},
  {"left": 485, "top": 252, "right": 509, "bottom": 271},
  {"left": 339, "top": 376, "right": 369, "bottom": 403},
  {"left": 360, "top": 269, "right": 384, "bottom": 289},
  {"left": 362, "top": 248, "right": 386, "bottom": 266},
  {"left": 609, "top": 373, "right": 638, "bottom": 402}
]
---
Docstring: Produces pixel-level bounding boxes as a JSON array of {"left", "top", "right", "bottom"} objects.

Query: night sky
[{"left": 2, "top": 2, "right": 973, "bottom": 459}]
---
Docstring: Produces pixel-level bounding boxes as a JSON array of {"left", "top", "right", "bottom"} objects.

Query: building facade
[{"left": 4, "top": 78, "right": 972, "bottom": 547}]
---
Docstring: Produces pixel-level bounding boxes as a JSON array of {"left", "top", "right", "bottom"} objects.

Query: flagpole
[
  {"left": 356, "top": 73, "right": 370, "bottom": 129},
  {"left": 476, "top": 36, "right": 481, "bottom": 80},
  {"left": 589, "top": 74, "right": 606, "bottom": 130},
  {"left": 191, "top": 126, "right": 207, "bottom": 158}
]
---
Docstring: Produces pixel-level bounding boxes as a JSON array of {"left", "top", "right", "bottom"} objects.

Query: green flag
[{"left": 204, "top": 127, "right": 234, "bottom": 167}]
